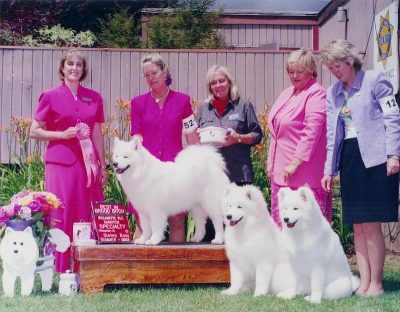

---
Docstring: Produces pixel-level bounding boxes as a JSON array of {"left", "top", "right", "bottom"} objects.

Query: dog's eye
[
  {"left": 13, "top": 242, "right": 16, "bottom": 245},
  {"left": 293, "top": 207, "right": 299, "bottom": 210},
  {"left": 237, "top": 206, "right": 243, "bottom": 209},
  {"left": 20, "top": 242, "right": 23, "bottom": 246},
  {"left": 124, "top": 156, "right": 128, "bottom": 159}
]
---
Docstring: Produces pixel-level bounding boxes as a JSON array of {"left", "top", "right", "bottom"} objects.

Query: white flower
[{"left": 18, "top": 206, "right": 32, "bottom": 220}]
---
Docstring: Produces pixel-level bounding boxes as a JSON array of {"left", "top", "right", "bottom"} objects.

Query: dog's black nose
[
  {"left": 226, "top": 214, "right": 232, "bottom": 220},
  {"left": 283, "top": 217, "right": 289, "bottom": 223},
  {"left": 14, "top": 250, "right": 18, "bottom": 253},
  {"left": 113, "top": 162, "right": 118, "bottom": 168}
]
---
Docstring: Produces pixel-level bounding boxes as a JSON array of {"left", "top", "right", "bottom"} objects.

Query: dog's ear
[
  {"left": 278, "top": 187, "right": 291, "bottom": 202},
  {"left": 5, "top": 227, "right": 15, "bottom": 235},
  {"left": 245, "top": 189, "right": 252, "bottom": 200},
  {"left": 113, "top": 137, "right": 120, "bottom": 147},
  {"left": 298, "top": 186, "right": 314, "bottom": 203},
  {"left": 131, "top": 136, "right": 142, "bottom": 151},
  {"left": 23, "top": 226, "right": 33, "bottom": 235},
  {"left": 224, "top": 183, "right": 235, "bottom": 197}
]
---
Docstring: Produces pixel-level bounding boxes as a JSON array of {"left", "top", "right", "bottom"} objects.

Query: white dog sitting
[
  {"left": 278, "top": 186, "right": 360, "bottom": 304},
  {"left": 221, "top": 184, "right": 295, "bottom": 297},
  {"left": 112, "top": 137, "right": 229, "bottom": 245},
  {"left": 0, "top": 227, "right": 39, "bottom": 297},
  {"left": 0, "top": 227, "right": 70, "bottom": 297}
]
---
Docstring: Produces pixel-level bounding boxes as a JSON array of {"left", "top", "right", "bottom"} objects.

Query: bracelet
[
  {"left": 237, "top": 134, "right": 242, "bottom": 143},
  {"left": 389, "top": 155, "right": 400, "bottom": 161}
]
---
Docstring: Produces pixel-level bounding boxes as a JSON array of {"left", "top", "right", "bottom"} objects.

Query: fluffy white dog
[
  {"left": 221, "top": 184, "right": 295, "bottom": 297},
  {"left": 112, "top": 137, "right": 229, "bottom": 245},
  {"left": 0, "top": 227, "right": 70, "bottom": 297},
  {"left": 0, "top": 227, "right": 39, "bottom": 297},
  {"left": 278, "top": 186, "right": 360, "bottom": 304}
]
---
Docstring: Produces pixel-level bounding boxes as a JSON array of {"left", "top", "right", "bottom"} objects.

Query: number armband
[
  {"left": 378, "top": 95, "right": 400, "bottom": 115},
  {"left": 182, "top": 114, "right": 198, "bottom": 134}
]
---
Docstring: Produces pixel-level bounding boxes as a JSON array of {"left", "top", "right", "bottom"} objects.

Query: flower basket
[{"left": 0, "top": 190, "right": 65, "bottom": 256}]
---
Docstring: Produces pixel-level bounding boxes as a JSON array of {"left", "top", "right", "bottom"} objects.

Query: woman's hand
[
  {"left": 100, "top": 166, "right": 108, "bottom": 187},
  {"left": 283, "top": 158, "right": 303, "bottom": 183},
  {"left": 223, "top": 128, "right": 241, "bottom": 147},
  {"left": 387, "top": 157, "right": 400, "bottom": 176},
  {"left": 266, "top": 163, "right": 272, "bottom": 178},
  {"left": 321, "top": 175, "right": 333, "bottom": 192},
  {"left": 61, "top": 127, "right": 78, "bottom": 139}
]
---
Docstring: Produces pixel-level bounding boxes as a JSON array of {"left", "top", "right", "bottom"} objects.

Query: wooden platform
[{"left": 71, "top": 243, "right": 230, "bottom": 293}]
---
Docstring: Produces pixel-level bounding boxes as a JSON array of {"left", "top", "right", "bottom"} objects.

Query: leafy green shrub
[
  {"left": 145, "top": 0, "right": 224, "bottom": 49},
  {"left": 23, "top": 24, "right": 96, "bottom": 47},
  {"left": 97, "top": 6, "right": 141, "bottom": 48}
]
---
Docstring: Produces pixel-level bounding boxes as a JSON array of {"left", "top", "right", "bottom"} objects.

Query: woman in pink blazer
[
  {"left": 267, "top": 49, "right": 330, "bottom": 228},
  {"left": 30, "top": 49, "right": 106, "bottom": 272}
]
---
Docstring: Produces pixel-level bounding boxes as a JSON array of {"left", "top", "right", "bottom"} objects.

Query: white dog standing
[
  {"left": 278, "top": 186, "right": 360, "bottom": 304},
  {"left": 112, "top": 137, "right": 229, "bottom": 245},
  {"left": 221, "top": 184, "right": 295, "bottom": 297},
  {"left": 0, "top": 227, "right": 39, "bottom": 297}
]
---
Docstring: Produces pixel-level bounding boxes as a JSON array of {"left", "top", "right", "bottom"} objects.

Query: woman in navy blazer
[{"left": 321, "top": 39, "right": 400, "bottom": 297}]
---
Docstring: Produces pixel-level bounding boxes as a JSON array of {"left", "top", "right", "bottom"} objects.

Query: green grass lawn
[{"left": 0, "top": 254, "right": 399, "bottom": 312}]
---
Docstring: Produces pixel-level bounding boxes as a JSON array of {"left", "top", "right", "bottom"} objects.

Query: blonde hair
[
  {"left": 321, "top": 39, "right": 363, "bottom": 70},
  {"left": 205, "top": 65, "right": 239, "bottom": 102},
  {"left": 141, "top": 53, "right": 172, "bottom": 86},
  {"left": 58, "top": 49, "right": 87, "bottom": 81},
  {"left": 286, "top": 48, "right": 318, "bottom": 78}
]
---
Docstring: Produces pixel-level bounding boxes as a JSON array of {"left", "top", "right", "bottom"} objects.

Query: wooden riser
[{"left": 72, "top": 244, "right": 230, "bottom": 293}]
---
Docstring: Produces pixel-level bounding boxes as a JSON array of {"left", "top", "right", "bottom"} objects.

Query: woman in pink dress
[
  {"left": 130, "top": 53, "right": 198, "bottom": 242},
  {"left": 267, "top": 49, "right": 331, "bottom": 229},
  {"left": 30, "top": 49, "right": 107, "bottom": 272}
]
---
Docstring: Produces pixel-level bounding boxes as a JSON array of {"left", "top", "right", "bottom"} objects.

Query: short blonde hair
[
  {"left": 205, "top": 65, "right": 239, "bottom": 102},
  {"left": 286, "top": 48, "right": 317, "bottom": 78},
  {"left": 321, "top": 39, "right": 363, "bottom": 70},
  {"left": 141, "top": 53, "right": 172, "bottom": 86},
  {"left": 58, "top": 49, "right": 87, "bottom": 81}
]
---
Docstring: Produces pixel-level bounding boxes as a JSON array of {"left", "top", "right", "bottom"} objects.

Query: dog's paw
[
  {"left": 277, "top": 290, "right": 296, "bottom": 300},
  {"left": 304, "top": 295, "right": 321, "bottom": 304},
  {"left": 190, "top": 236, "right": 202, "bottom": 243},
  {"left": 253, "top": 289, "right": 267, "bottom": 297},
  {"left": 145, "top": 238, "right": 162, "bottom": 245},
  {"left": 221, "top": 288, "right": 239, "bottom": 296},
  {"left": 211, "top": 237, "right": 224, "bottom": 245},
  {"left": 133, "top": 237, "right": 146, "bottom": 244}
]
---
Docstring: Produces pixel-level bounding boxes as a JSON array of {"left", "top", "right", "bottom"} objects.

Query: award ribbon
[{"left": 76, "top": 121, "right": 98, "bottom": 187}]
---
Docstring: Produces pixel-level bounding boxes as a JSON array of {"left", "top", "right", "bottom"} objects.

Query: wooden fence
[
  {"left": 0, "top": 46, "right": 399, "bottom": 253},
  {"left": 0, "top": 46, "right": 336, "bottom": 163}
]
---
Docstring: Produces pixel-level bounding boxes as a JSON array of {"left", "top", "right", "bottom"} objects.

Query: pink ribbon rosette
[{"left": 76, "top": 121, "right": 98, "bottom": 188}]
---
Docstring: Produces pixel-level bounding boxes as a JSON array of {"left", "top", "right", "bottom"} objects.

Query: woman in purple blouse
[
  {"left": 130, "top": 53, "right": 198, "bottom": 242},
  {"left": 321, "top": 39, "right": 400, "bottom": 297}
]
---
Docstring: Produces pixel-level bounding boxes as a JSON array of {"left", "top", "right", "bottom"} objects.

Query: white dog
[
  {"left": 112, "top": 137, "right": 229, "bottom": 245},
  {"left": 0, "top": 227, "right": 70, "bottom": 297},
  {"left": 278, "top": 186, "right": 360, "bottom": 304},
  {"left": 221, "top": 184, "right": 295, "bottom": 297},
  {"left": 0, "top": 227, "right": 39, "bottom": 297}
]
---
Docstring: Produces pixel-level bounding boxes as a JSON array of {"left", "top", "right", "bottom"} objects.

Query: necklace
[{"left": 151, "top": 88, "right": 169, "bottom": 104}]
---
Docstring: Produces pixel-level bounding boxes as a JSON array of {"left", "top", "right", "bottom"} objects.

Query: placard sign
[{"left": 91, "top": 202, "right": 131, "bottom": 243}]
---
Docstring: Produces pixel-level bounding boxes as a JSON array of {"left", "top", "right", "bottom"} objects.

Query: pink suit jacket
[{"left": 267, "top": 79, "right": 327, "bottom": 188}]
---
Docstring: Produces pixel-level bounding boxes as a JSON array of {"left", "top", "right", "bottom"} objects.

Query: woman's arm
[
  {"left": 92, "top": 122, "right": 108, "bottom": 186},
  {"left": 30, "top": 119, "right": 77, "bottom": 141}
]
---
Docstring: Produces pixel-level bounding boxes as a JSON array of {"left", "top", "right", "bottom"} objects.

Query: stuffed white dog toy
[
  {"left": 0, "top": 227, "right": 70, "bottom": 297},
  {"left": 0, "top": 227, "right": 39, "bottom": 297}
]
